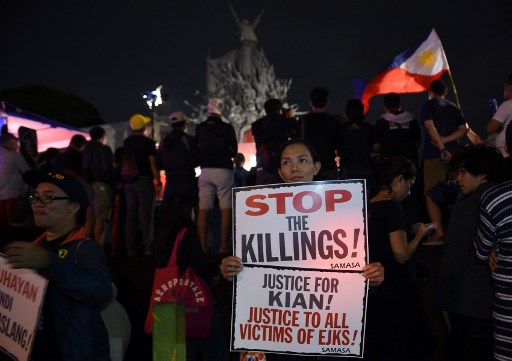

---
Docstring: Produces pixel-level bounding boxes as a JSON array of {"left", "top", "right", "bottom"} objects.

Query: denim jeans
[{"left": 124, "top": 177, "right": 155, "bottom": 254}]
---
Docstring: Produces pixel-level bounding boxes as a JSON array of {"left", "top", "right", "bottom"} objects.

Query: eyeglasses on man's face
[{"left": 28, "top": 194, "right": 71, "bottom": 205}]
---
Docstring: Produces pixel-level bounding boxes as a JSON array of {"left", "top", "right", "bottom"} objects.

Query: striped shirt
[
  {"left": 475, "top": 180, "right": 512, "bottom": 360},
  {"left": 475, "top": 180, "right": 512, "bottom": 295}
]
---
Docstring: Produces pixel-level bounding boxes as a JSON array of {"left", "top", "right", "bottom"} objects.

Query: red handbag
[{"left": 144, "top": 228, "right": 213, "bottom": 338}]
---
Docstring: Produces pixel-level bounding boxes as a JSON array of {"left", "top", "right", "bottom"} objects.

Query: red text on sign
[{"left": 245, "top": 190, "right": 352, "bottom": 216}]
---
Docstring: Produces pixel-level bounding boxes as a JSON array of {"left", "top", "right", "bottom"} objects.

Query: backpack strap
[
  {"left": 75, "top": 239, "right": 85, "bottom": 253},
  {"left": 72, "top": 237, "right": 94, "bottom": 263}
]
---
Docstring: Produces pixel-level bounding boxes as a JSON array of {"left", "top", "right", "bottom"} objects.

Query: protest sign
[
  {"left": 232, "top": 180, "right": 368, "bottom": 357},
  {"left": 0, "top": 254, "right": 48, "bottom": 361}
]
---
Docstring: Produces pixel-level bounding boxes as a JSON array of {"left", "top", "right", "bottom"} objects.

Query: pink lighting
[
  {"left": 237, "top": 142, "right": 256, "bottom": 170},
  {"left": 5, "top": 114, "right": 89, "bottom": 152}
]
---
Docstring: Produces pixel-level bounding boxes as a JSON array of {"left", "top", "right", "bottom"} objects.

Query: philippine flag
[{"left": 361, "top": 29, "right": 449, "bottom": 112}]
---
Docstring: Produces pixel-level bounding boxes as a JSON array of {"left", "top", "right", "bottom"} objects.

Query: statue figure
[
  {"left": 189, "top": 4, "right": 292, "bottom": 139},
  {"left": 230, "top": 4, "right": 264, "bottom": 43}
]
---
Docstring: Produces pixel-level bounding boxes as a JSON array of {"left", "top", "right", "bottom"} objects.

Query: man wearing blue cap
[{"left": 4, "top": 170, "right": 112, "bottom": 361}]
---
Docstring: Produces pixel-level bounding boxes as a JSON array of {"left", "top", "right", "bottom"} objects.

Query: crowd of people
[{"left": 1, "top": 74, "right": 512, "bottom": 360}]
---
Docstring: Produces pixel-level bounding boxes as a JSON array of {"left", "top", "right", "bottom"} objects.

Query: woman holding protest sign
[
  {"left": 220, "top": 139, "right": 384, "bottom": 361},
  {"left": 364, "top": 156, "right": 435, "bottom": 360}
]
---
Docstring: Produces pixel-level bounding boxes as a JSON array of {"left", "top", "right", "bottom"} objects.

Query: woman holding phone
[{"left": 364, "top": 156, "right": 435, "bottom": 360}]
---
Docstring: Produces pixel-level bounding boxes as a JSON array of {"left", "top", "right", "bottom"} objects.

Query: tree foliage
[{"left": 1, "top": 84, "right": 104, "bottom": 127}]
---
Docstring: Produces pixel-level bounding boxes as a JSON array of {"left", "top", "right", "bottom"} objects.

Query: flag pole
[
  {"left": 436, "top": 28, "right": 461, "bottom": 110},
  {"left": 445, "top": 53, "right": 484, "bottom": 144},
  {"left": 447, "top": 70, "right": 462, "bottom": 109}
]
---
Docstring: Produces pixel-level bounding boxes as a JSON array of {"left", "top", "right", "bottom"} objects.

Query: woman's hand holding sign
[
  {"left": 221, "top": 140, "right": 386, "bottom": 288},
  {"left": 362, "top": 262, "right": 384, "bottom": 287},
  {"left": 221, "top": 258, "right": 384, "bottom": 287},
  {"left": 220, "top": 256, "right": 244, "bottom": 281}
]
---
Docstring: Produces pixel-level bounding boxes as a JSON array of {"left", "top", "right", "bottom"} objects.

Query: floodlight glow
[{"left": 143, "top": 85, "right": 163, "bottom": 109}]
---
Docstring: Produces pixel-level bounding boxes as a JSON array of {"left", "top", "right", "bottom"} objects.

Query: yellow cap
[{"left": 129, "top": 114, "right": 151, "bottom": 131}]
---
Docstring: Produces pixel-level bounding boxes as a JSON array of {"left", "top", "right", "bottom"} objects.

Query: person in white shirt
[
  {"left": 0, "top": 131, "right": 30, "bottom": 225},
  {"left": 486, "top": 73, "right": 512, "bottom": 157}
]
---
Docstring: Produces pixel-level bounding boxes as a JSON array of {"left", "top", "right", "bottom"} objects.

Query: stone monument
[{"left": 186, "top": 6, "right": 292, "bottom": 141}]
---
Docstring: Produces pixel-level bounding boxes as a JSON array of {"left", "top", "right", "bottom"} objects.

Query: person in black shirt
[
  {"left": 366, "top": 157, "right": 434, "bottom": 360},
  {"left": 157, "top": 111, "right": 199, "bottom": 215},
  {"left": 195, "top": 99, "right": 237, "bottom": 254},
  {"left": 297, "top": 87, "right": 341, "bottom": 180},
  {"left": 373, "top": 93, "right": 421, "bottom": 165},
  {"left": 82, "top": 126, "right": 115, "bottom": 245},
  {"left": 251, "top": 98, "right": 296, "bottom": 185},
  {"left": 53, "top": 134, "right": 87, "bottom": 175},
  {"left": 123, "top": 114, "right": 161, "bottom": 256},
  {"left": 339, "top": 99, "right": 375, "bottom": 187},
  {"left": 374, "top": 93, "right": 422, "bottom": 221}
]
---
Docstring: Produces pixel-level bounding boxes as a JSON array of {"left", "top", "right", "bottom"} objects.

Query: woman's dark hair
[
  {"left": 279, "top": 138, "right": 321, "bottom": 164},
  {"left": 374, "top": 156, "right": 417, "bottom": 194}
]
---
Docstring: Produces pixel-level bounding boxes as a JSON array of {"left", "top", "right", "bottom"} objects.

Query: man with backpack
[
  {"left": 157, "top": 111, "right": 199, "bottom": 215},
  {"left": 122, "top": 114, "right": 160, "bottom": 256},
  {"left": 252, "top": 98, "right": 296, "bottom": 185}
]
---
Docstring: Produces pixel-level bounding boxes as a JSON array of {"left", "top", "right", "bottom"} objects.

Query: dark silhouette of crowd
[{"left": 1, "top": 75, "right": 512, "bottom": 361}]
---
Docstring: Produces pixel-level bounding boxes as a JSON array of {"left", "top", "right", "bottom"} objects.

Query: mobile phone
[{"left": 425, "top": 223, "right": 438, "bottom": 232}]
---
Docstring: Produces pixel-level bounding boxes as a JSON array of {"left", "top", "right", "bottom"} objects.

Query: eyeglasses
[{"left": 28, "top": 194, "right": 71, "bottom": 205}]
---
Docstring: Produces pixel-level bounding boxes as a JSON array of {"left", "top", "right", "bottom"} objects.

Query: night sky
[{"left": 2, "top": 0, "right": 512, "bottom": 136}]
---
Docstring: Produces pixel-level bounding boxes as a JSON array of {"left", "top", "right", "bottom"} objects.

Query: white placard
[
  {"left": 0, "top": 254, "right": 48, "bottom": 361},
  {"left": 232, "top": 180, "right": 369, "bottom": 357}
]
